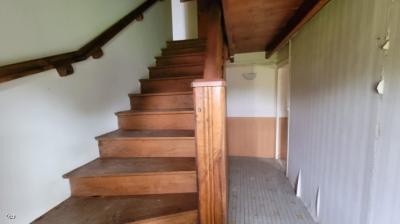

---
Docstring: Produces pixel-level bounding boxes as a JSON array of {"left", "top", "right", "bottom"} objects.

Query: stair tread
[
  {"left": 162, "top": 46, "right": 205, "bottom": 52},
  {"left": 155, "top": 52, "right": 205, "bottom": 59},
  {"left": 32, "top": 194, "right": 198, "bottom": 224},
  {"left": 116, "top": 109, "right": 194, "bottom": 116},
  {"left": 129, "top": 91, "right": 192, "bottom": 97},
  {"left": 167, "top": 39, "right": 205, "bottom": 44},
  {"left": 149, "top": 63, "right": 204, "bottom": 70},
  {"left": 64, "top": 158, "right": 196, "bottom": 178},
  {"left": 140, "top": 75, "right": 201, "bottom": 81},
  {"left": 96, "top": 129, "right": 195, "bottom": 140}
]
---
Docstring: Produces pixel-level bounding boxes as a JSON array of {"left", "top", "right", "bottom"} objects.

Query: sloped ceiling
[{"left": 221, "top": 0, "right": 329, "bottom": 55}]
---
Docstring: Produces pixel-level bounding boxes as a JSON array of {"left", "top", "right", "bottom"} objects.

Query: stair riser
[
  {"left": 149, "top": 65, "right": 203, "bottom": 79},
  {"left": 156, "top": 54, "right": 205, "bottom": 66},
  {"left": 130, "top": 94, "right": 193, "bottom": 110},
  {"left": 69, "top": 172, "right": 197, "bottom": 196},
  {"left": 141, "top": 78, "right": 197, "bottom": 94},
  {"left": 162, "top": 47, "right": 205, "bottom": 56},
  {"left": 167, "top": 41, "right": 205, "bottom": 49},
  {"left": 99, "top": 138, "right": 196, "bottom": 158},
  {"left": 167, "top": 40, "right": 205, "bottom": 48},
  {"left": 118, "top": 113, "right": 195, "bottom": 130}
]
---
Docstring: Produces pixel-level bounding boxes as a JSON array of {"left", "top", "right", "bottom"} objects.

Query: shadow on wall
[{"left": 0, "top": 1, "right": 172, "bottom": 223}]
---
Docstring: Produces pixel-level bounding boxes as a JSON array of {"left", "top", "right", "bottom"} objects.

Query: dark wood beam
[
  {"left": 220, "top": 0, "right": 235, "bottom": 54},
  {"left": 265, "top": 0, "right": 330, "bottom": 58}
]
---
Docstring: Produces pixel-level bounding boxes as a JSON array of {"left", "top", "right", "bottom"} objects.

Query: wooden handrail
[{"left": 0, "top": 0, "right": 159, "bottom": 84}]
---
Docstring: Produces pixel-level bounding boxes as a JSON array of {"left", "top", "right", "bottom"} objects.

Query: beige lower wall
[{"left": 227, "top": 117, "right": 276, "bottom": 158}]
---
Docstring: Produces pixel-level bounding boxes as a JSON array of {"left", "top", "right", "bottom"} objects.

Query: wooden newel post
[{"left": 192, "top": 80, "right": 228, "bottom": 224}]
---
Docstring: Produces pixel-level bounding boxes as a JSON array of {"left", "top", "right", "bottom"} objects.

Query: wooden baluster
[{"left": 193, "top": 80, "right": 227, "bottom": 224}]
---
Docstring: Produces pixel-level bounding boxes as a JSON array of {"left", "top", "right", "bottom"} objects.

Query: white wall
[
  {"left": 286, "top": 0, "right": 400, "bottom": 223},
  {"left": 171, "top": 0, "right": 198, "bottom": 40},
  {"left": 226, "top": 64, "right": 276, "bottom": 117},
  {"left": 276, "top": 65, "right": 290, "bottom": 118},
  {"left": 367, "top": 0, "right": 400, "bottom": 223},
  {"left": 0, "top": 1, "right": 172, "bottom": 223}
]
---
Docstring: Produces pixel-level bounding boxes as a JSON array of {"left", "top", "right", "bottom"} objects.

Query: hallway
[{"left": 229, "top": 157, "right": 315, "bottom": 224}]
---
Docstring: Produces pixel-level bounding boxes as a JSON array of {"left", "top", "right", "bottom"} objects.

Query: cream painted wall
[
  {"left": 171, "top": 0, "right": 198, "bottom": 40},
  {"left": 226, "top": 64, "right": 276, "bottom": 117},
  {"left": 226, "top": 62, "right": 278, "bottom": 158},
  {"left": 0, "top": 1, "right": 172, "bottom": 223},
  {"left": 276, "top": 64, "right": 290, "bottom": 118}
]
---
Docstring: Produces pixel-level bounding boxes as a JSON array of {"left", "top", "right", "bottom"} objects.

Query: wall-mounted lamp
[
  {"left": 242, "top": 64, "right": 257, "bottom": 80},
  {"left": 242, "top": 72, "right": 257, "bottom": 80}
]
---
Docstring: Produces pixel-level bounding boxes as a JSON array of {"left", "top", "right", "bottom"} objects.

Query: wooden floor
[{"left": 229, "top": 157, "right": 316, "bottom": 224}]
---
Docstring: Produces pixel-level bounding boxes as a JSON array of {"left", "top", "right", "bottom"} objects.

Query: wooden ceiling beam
[
  {"left": 265, "top": 0, "right": 330, "bottom": 58},
  {"left": 221, "top": 0, "right": 235, "bottom": 54}
]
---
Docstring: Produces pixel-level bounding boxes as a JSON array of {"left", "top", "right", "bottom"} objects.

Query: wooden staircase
[{"left": 32, "top": 39, "right": 206, "bottom": 224}]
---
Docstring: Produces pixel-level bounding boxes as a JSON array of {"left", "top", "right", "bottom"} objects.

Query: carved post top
[{"left": 192, "top": 79, "right": 226, "bottom": 88}]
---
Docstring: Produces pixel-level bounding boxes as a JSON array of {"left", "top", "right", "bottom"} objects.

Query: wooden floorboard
[
  {"left": 64, "top": 158, "right": 196, "bottom": 178},
  {"left": 96, "top": 129, "right": 195, "bottom": 140},
  {"left": 32, "top": 194, "right": 198, "bottom": 224}
]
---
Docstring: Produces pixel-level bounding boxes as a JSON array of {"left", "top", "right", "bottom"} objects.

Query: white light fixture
[{"left": 242, "top": 64, "right": 257, "bottom": 80}]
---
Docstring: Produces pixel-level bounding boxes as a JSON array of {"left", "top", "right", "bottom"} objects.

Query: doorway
[{"left": 275, "top": 63, "right": 290, "bottom": 166}]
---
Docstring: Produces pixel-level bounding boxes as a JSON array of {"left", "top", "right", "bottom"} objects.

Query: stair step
[
  {"left": 156, "top": 53, "right": 205, "bottom": 66},
  {"left": 149, "top": 64, "right": 203, "bottom": 79},
  {"left": 96, "top": 130, "right": 195, "bottom": 158},
  {"left": 162, "top": 46, "right": 205, "bottom": 56},
  {"left": 64, "top": 158, "right": 197, "bottom": 196},
  {"left": 166, "top": 40, "right": 206, "bottom": 50},
  {"left": 116, "top": 110, "right": 194, "bottom": 130},
  {"left": 167, "top": 39, "right": 206, "bottom": 48},
  {"left": 129, "top": 91, "right": 193, "bottom": 110},
  {"left": 129, "top": 210, "right": 198, "bottom": 224},
  {"left": 140, "top": 76, "right": 200, "bottom": 94},
  {"left": 32, "top": 194, "right": 198, "bottom": 224}
]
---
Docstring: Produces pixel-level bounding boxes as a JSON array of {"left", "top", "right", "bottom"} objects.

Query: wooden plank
[
  {"left": 116, "top": 110, "right": 195, "bottom": 130},
  {"left": 97, "top": 130, "right": 196, "bottom": 158},
  {"left": 266, "top": 0, "right": 331, "bottom": 57},
  {"left": 128, "top": 210, "right": 198, "bottom": 224},
  {"left": 129, "top": 92, "right": 194, "bottom": 110},
  {"left": 32, "top": 194, "right": 198, "bottom": 224},
  {"left": 69, "top": 172, "right": 197, "bottom": 196},
  {"left": 140, "top": 76, "right": 200, "bottom": 93},
  {"left": 221, "top": 0, "right": 304, "bottom": 53},
  {"left": 156, "top": 53, "right": 205, "bottom": 66},
  {"left": 203, "top": 2, "right": 225, "bottom": 80},
  {"left": 193, "top": 80, "right": 228, "bottom": 224},
  {"left": 63, "top": 158, "right": 196, "bottom": 178},
  {"left": 64, "top": 157, "right": 197, "bottom": 196},
  {"left": 149, "top": 64, "right": 204, "bottom": 79},
  {"left": 227, "top": 117, "right": 276, "bottom": 158},
  {"left": 99, "top": 138, "right": 196, "bottom": 158}
]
